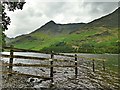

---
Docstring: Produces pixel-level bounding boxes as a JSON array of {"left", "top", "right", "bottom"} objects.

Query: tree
[{"left": 0, "top": 0, "right": 25, "bottom": 50}]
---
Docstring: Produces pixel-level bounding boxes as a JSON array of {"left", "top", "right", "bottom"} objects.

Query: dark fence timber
[
  {"left": 2, "top": 46, "right": 107, "bottom": 82},
  {"left": 92, "top": 59, "right": 95, "bottom": 72},
  {"left": 8, "top": 45, "right": 14, "bottom": 76},
  {"left": 50, "top": 51, "right": 54, "bottom": 83},
  {"left": 103, "top": 60, "right": 105, "bottom": 71},
  {"left": 75, "top": 54, "right": 78, "bottom": 78}
]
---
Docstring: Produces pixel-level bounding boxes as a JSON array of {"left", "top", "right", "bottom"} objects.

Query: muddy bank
[
  {"left": 0, "top": 56, "right": 119, "bottom": 90},
  {"left": 0, "top": 60, "right": 94, "bottom": 89},
  {"left": 0, "top": 60, "right": 33, "bottom": 89}
]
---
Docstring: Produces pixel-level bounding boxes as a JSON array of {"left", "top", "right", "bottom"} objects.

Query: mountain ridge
[
  {"left": 7, "top": 7, "right": 119, "bottom": 38},
  {"left": 6, "top": 7, "right": 119, "bottom": 53},
  {"left": 30, "top": 20, "right": 86, "bottom": 35}
]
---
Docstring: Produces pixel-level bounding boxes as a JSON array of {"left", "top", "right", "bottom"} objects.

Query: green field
[
  {"left": 7, "top": 27, "right": 119, "bottom": 54},
  {"left": 83, "top": 54, "right": 118, "bottom": 72}
]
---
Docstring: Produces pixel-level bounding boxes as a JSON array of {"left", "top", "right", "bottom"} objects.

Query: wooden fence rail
[
  {"left": 0, "top": 71, "right": 52, "bottom": 79},
  {"left": 1, "top": 54, "right": 49, "bottom": 60},
  {"left": 2, "top": 46, "right": 80, "bottom": 82},
  {"left": 1, "top": 46, "right": 106, "bottom": 82},
  {"left": 3, "top": 46, "right": 106, "bottom": 61},
  {"left": 1, "top": 54, "right": 75, "bottom": 62},
  {"left": 0, "top": 63, "right": 78, "bottom": 68}
]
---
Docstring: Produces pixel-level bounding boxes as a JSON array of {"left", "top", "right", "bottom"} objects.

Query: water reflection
[{"left": 1, "top": 52, "right": 118, "bottom": 75}]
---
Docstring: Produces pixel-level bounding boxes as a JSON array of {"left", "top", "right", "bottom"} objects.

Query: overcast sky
[{"left": 4, "top": 0, "right": 119, "bottom": 38}]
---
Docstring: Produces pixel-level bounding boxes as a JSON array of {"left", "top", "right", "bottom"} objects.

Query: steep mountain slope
[
  {"left": 7, "top": 7, "right": 119, "bottom": 53},
  {"left": 40, "top": 7, "right": 119, "bottom": 53},
  {"left": 87, "top": 7, "right": 119, "bottom": 28},
  {"left": 73, "top": 7, "right": 119, "bottom": 34},
  {"left": 31, "top": 20, "right": 85, "bottom": 35},
  {"left": 7, "top": 21, "right": 85, "bottom": 50}
]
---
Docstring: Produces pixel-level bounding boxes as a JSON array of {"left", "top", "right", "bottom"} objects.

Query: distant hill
[
  {"left": 88, "top": 7, "right": 119, "bottom": 28},
  {"left": 72, "top": 7, "right": 119, "bottom": 34},
  {"left": 6, "top": 7, "right": 119, "bottom": 54},
  {"left": 31, "top": 20, "right": 86, "bottom": 35},
  {"left": 7, "top": 21, "right": 86, "bottom": 48}
]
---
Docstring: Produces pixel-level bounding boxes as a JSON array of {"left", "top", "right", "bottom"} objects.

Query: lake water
[{"left": 1, "top": 52, "right": 119, "bottom": 75}]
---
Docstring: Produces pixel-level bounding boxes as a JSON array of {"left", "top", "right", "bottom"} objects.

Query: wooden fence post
[
  {"left": 92, "top": 59, "right": 95, "bottom": 72},
  {"left": 75, "top": 54, "right": 78, "bottom": 78},
  {"left": 9, "top": 45, "right": 14, "bottom": 76},
  {"left": 50, "top": 51, "right": 54, "bottom": 83},
  {"left": 103, "top": 60, "right": 105, "bottom": 71}
]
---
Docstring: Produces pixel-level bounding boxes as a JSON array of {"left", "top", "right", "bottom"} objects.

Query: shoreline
[
  {"left": 0, "top": 56, "right": 119, "bottom": 89},
  {"left": 0, "top": 60, "right": 35, "bottom": 89}
]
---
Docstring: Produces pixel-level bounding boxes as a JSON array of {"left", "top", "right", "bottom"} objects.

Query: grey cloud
[
  {"left": 91, "top": 2, "right": 117, "bottom": 13},
  {"left": 77, "top": 2, "right": 118, "bottom": 22},
  {"left": 84, "top": 0, "right": 119, "bottom": 2},
  {"left": 82, "top": 2, "right": 118, "bottom": 14},
  {"left": 41, "top": 2, "right": 67, "bottom": 18}
]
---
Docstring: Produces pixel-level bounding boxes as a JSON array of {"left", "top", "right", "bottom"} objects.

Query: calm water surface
[{"left": 1, "top": 52, "right": 118, "bottom": 74}]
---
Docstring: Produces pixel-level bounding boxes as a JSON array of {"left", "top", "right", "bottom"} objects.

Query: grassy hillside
[
  {"left": 6, "top": 7, "right": 119, "bottom": 54},
  {"left": 31, "top": 20, "right": 85, "bottom": 35},
  {"left": 7, "top": 21, "right": 86, "bottom": 50},
  {"left": 7, "top": 27, "right": 119, "bottom": 53},
  {"left": 41, "top": 27, "right": 119, "bottom": 53}
]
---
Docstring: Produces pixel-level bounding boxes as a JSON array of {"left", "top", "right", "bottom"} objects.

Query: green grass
[
  {"left": 14, "top": 33, "right": 66, "bottom": 50},
  {"left": 105, "top": 55, "right": 118, "bottom": 72},
  {"left": 96, "top": 54, "right": 118, "bottom": 72},
  {"left": 9, "top": 27, "right": 119, "bottom": 54},
  {"left": 80, "top": 54, "right": 118, "bottom": 73}
]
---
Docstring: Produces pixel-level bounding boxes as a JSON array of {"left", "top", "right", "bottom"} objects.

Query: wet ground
[{"left": 0, "top": 58, "right": 119, "bottom": 90}]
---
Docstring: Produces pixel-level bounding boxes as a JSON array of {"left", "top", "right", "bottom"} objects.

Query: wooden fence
[{"left": 1, "top": 45, "right": 106, "bottom": 83}]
